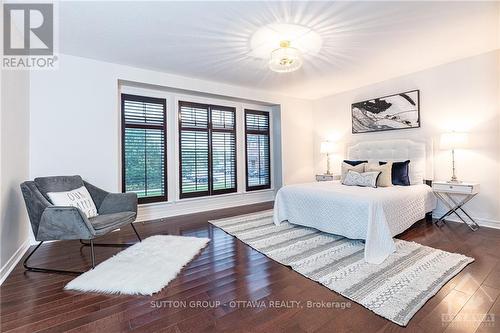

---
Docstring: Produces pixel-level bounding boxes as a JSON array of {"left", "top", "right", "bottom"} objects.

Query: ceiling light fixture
[
  {"left": 250, "top": 23, "right": 322, "bottom": 73},
  {"left": 268, "top": 40, "right": 303, "bottom": 73}
]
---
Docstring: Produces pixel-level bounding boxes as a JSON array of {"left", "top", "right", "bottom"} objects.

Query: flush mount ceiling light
[
  {"left": 250, "top": 23, "right": 322, "bottom": 73},
  {"left": 269, "top": 40, "right": 303, "bottom": 73}
]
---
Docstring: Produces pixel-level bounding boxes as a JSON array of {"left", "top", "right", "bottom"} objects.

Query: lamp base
[
  {"left": 447, "top": 150, "right": 462, "bottom": 184},
  {"left": 447, "top": 177, "right": 462, "bottom": 184}
]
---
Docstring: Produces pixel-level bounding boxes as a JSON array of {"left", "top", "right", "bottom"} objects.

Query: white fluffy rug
[{"left": 65, "top": 235, "right": 210, "bottom": 295}]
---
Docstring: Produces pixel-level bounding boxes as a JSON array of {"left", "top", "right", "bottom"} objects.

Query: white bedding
[{"left": 273, "top": 181, "right": 437, "bottom": 264}]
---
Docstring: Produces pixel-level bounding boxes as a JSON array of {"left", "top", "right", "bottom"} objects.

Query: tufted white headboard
[{"left": 347, "top": 139, "right": 430, "bottom": 184}]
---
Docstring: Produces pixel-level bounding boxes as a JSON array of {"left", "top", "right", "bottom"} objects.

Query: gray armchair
[{"left": 20, "top": 175, "right": 141, "bottom": 274}]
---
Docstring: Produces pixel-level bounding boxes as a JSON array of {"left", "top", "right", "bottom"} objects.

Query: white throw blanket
[{"left": 273, "top": 181, "right": 436, "bottom": 264}]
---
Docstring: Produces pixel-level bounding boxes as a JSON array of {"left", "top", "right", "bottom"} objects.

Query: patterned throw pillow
[
  {"left": 341, "top": 162, "right": 367, "bottom": 182},
  {"left": 342, "top": 170, "right": 381, "bottom": 188},
  {"left": 47, "top": 186, "right": 98, "bottom": 218}
]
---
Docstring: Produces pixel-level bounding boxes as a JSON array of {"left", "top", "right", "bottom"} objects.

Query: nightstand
[
  {"left": 432, "top": 181, "right": 480, "bottom": 231},
  {"left": 315, "top": 174, "right": 339, "bottom": 182}
]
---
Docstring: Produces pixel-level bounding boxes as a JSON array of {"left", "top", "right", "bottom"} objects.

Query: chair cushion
[
  {"left": 89, "top": 211, "right": 136, "bottom": 231},
  {"left": 35, "top": 175, "right": 84, "bottom": 200}
]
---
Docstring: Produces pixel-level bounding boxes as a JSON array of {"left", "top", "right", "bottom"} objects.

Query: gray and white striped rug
[{"left": 209, "top": 210, "right": 474, "bottom": 326}]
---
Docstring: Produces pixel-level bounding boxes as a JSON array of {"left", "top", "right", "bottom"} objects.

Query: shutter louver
[
  {"left": 123, "top": 100, "right": 165, "bottom": 126},
  {"left": 245, "top": 110, "right": 271, "bottom": 191},
  {"left": 245, "top": 112, "right": 269, "bottom": 131},
  {"left": 180, "top": 104, "right": 209, "bottom": 128},
  {"left": 122, "top": 94, "right": 167, "bottom": 203}
]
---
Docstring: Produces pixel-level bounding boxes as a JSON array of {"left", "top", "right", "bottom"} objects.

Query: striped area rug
[{"left": 209, "top": 210, "right": 474, "bottom": 326}]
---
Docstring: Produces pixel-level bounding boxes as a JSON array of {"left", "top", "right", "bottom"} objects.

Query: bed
[{"left": 273, "top": 139, "right": 437, "bottom": 264}]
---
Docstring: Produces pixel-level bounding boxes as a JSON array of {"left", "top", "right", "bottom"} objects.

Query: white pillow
[
  {"left": 366, "top": 162, "right": 393, "bottom": 187},
  {"left": 47, "top": 186, "right": 98, "bottom": 218},
  {"left": 341, "top": 162, "right": 366, "bottom": 182},
  {"left": 342, "top": 170, "right": 380, "bottom": 188}
]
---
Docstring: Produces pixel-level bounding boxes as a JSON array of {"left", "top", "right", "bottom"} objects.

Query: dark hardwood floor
[{"left": 1, "top": 202, "right": 500, "bottom": 333}]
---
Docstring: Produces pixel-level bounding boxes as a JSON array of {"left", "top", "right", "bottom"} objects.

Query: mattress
[{"left": 273, "top": 181, "right": 437, "bottom": 264}]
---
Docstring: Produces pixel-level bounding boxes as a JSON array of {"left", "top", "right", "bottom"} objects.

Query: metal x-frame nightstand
[
  {"left": 315, "top": 174, "right": 340, "bottom": 182},
  {"left": 432, "top": 181, "right": 480, "bottom": 231}
]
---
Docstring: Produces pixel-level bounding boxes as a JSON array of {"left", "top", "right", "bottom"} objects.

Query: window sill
[{"left": 138, "top": 188, "right": 275, "bottom": 207}]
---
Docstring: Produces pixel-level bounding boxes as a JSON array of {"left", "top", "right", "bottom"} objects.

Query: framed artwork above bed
[{"left": 351, "top": 90, "right": 420, "bottom": 134}]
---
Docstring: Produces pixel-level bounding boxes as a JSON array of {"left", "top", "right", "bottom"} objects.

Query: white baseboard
[
  {"left": 136, "top": 190, "right": 275, "bottom": 222},
  {"left": 0, "top": 239, "right": 30, "bottom": 285},
  {"left": 432, "top": 210, "right": 500, "bottom": 230}
]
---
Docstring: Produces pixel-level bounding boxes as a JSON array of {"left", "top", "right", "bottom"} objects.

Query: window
[
  {"left": 245, "top": 110, "right": 271, "bottom": 191},
  {"left": 179, "top": 101, "right": 236, "bottom": 198},
  {"left": 121, "top": 94, "right": 167, "bottom": 203}
]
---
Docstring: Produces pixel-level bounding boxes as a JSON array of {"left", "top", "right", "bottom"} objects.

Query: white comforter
[{"left": 273, "top": 181, "right": 437, "bottom": 264}]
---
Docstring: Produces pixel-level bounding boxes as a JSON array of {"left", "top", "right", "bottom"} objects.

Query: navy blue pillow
[
  {"left": 343, "top": 160, "right": 368, "bottom": 166},
  {"left": 379, "top": 160, "right": 411, "bottom": 186}
]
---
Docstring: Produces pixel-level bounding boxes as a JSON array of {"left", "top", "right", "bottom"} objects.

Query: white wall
[
  {"left": 280, "top": 98, "right": 315, "bottom": 184},
  {"left": 0, "top": 68, "right": 31, "bottom": 283},
  {"left": 29, "top": 54, "right": 314, "bottom": 221},
  {"left": 313, "top": 51, "right": 500, "bottom": 228},
  {"left": 497, "top": 49, "right": 500, "bottom": 221}
]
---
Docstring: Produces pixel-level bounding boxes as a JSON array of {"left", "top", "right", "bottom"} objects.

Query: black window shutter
[
  {"left": 121, "top": 94, "right": 167, "bottom": 203},
  {"left": 179, "top": 102, "right": 210, "bottom": 198},
  {"left": 179, "top": 101, "right": 237, "bottom": 198},
  {"left": 211, "top": 106, "right": 237, "bottom": 195},
  {"left": 245, "top": 110, "right": 271, "bottom": 191}
]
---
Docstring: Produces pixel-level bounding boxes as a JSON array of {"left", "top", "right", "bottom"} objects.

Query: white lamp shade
[
  {"left": 440, "top": 132, "right": 469, "bottom": 150},
  {"left": 320, "top": 141, "right": 335, "bottom": 154}
]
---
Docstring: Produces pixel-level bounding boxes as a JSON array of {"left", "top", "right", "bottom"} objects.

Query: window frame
[
  {"left": 178, "top": 101, "right": 237, "bottom": 199},
  {"left": 121, "top": 93, "right": 168, "bottom": 204},
  {"left": 244, "top": 109, "right": 271, "bottom": 192}
]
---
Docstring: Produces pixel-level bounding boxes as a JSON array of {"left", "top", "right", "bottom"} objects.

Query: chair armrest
[
  {"left": 20, "top": 181, "right": 53, "bottom": 237},
  {"left": 37, "top": 206, "right": 95, "bottom": 241},
  {"left": 99, "top": 192, "right": 138, "bottom": 215},
  {"left": 83, "top": 181, "right": 109, "bottom": 209}
]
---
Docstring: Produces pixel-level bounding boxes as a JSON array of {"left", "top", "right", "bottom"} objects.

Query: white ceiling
[{"left": 60, "top": 1, "right": 499, "bottom": 100}]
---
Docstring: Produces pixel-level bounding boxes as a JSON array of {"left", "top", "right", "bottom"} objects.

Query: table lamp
[
  {"left": 440, "top": 131, "right": 469, "bottom": 183},
  {"left": 320, "top": 141, "right": 335, "bottom": 175}
]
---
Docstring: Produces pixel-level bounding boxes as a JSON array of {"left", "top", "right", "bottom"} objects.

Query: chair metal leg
[
  {"left": 80, "top": 223, "right": 142, "bottom": 247},
  {"left": 23, "top": 241, "right": 85, "bottom": 275},
  {"left": 131, "top": 223, "right": 142, "bottom": 242},
  {"left": 79, "top": 239, "right": 131, "bottom": 247},
  {"left": 90, "top": 239, "right": 96, "bottom": 269}
]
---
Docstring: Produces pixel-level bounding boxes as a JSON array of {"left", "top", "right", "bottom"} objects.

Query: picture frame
[{"left": 351, "top": 90, "right": 420, "bottom": 134}]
